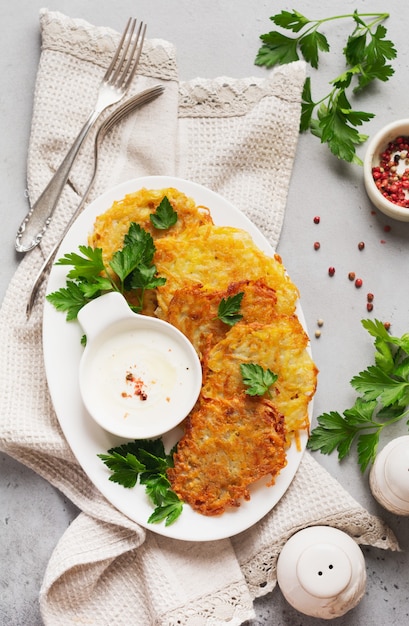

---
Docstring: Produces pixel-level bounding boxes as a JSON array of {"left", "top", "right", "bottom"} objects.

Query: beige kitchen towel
[{"left": 0, "top": 10, "right": 399, "bottom": 626}]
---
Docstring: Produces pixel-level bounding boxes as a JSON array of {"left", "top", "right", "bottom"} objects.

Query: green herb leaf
[
  {"left": 271, "top": 10, "right": 310, "bottom": 33},
  {"left": 255, "top": 31, "right": 299, "bottom": 67},
  {"left": 55, "top": 245, "right": 105, "bottom": 280},
  {"left": 299, "top": 31, "right": 329, "bottom": 69},
  {"left": 217, "top": 292, "right": 244, "bottom": 326},
  {"left": 46, "top": 280, "right": 90, "bottom": 321},
  {"left": 351, "top": 366, "right": 409, "bottom": 407},
  {"left": 97, "top": 451, "right": 145, "bottom": 488},
  {"left": 127, "top": 264, "right": 166, "bottom": 292},
  {"left": 148, "top": 494, "right": 184, "bottom": 526},
  {"left": 150, "top": 196, "right": 178, "bottom": 230},
  {"left": 307, "top": 410, "right": 358, "bottom": 460},
  {"left": 240, "top": 362, "right": 278, "bottom": 398},
  {"left": 308, "top": 319, "right": 409, "bottom": 471},
  {"left": 98, "top": 438, "right": 183, "bottom": 526},
  {"left": 300, "top": 77, "right": 315, "bottom": 132},
  {"left": 357, "top": 431, "right": 380, "bottom": 472},
  {"left": 109, "top": 224, "right": 155, "bottom": 283}
]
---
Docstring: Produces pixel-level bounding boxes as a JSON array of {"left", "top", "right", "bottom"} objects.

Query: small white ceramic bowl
[
  {"left": 77, "top": 292, "right": 202, "bottom": 439},
  {"left": 364, "top": 119, "right": 409, "bottom": 221}
]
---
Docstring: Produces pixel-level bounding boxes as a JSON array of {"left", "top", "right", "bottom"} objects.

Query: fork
[
  {"left": 25, "top": 83, "right": 165, "bottom": 319},
  {"left": 16, "top": 18, "right": 146, "bottom": 254}
]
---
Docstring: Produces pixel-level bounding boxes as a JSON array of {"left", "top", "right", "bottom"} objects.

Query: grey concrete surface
[{"left": 1, "top": 1, "right": 408, "bottom": 624}]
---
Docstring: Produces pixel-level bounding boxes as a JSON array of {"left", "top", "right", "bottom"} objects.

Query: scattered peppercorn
[
  {"left": 313, "top": 216, "right": 320, "bottom": 224},
  {"left": 367, "top": 302, "right": 374, "bottom": 312},
  {"left": 384, "top": 322, "right": 391, "bottom": 331},
  {"left": 384, "top": 224, "right": 391, "bottom": 232},
  {"left": 367, "top": 293, "right": 374, "bottom": 302},
  {"left": 355, "top": 278, "right": 363, "bottom": 288},
  {"left": 314, "top": 241, "right": 320, "bottom": 250},
  {"left": 348, "top": 271, "right": 356, "bottom": 281},
  {"left": 315, "top": 330, "right": 321, "bottom": 338},
  {"left": 358, "top": 241, "right": 365, "bottom": 250},
  {"left": 317, "top": 319, "right": 324, "bottom": 327},
  {"left": 328, "top": 267, "right": 335, "bottom": 276}
]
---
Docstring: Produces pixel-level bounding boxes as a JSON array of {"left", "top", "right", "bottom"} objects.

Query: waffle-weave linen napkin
[{"left": 0, "top": 10, "right": 399, "bottom": 626}]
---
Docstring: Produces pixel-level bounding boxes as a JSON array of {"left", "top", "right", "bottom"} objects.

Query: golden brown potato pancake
[
  {"left": 165, "top": 278, "right": 278, "bottom": 361},
  {"left": 154, "top": 224, "right": 299, "bottom": 318},
  {"left": 202, "top": 316, "right": 318, "bottom": 438},
  {"left": 167, "top": 396, "right": 287, "bottom": 516},
  {"left": 89, "top": 187, "right": 213, "bottom": 265}
]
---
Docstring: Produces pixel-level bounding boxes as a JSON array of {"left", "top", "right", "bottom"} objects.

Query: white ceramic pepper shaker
[
  {"left": 369, "top": 435, "right": 409, "bottom": 515},
  {"left": 276, "top": 526, "right": 366, "bottom": 619}
]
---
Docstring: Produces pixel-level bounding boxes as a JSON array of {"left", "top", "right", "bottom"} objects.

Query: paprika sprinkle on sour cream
[{"left": 372, "top": 136, "right": 409, "bottom": 208}]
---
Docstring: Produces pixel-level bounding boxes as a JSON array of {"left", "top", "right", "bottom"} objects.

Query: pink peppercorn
[
  {"left": 355, "top": 278, "right": 363, "bottom": 288},
  {"left": 328, "top": 267, "right": 335, "bottom": 277},
  {"left": 372, "top": 136, "right": 409, "bottom": 208}
]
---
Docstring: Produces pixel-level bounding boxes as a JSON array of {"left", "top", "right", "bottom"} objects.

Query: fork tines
[{"left": 105, "top": 18, "right": 147, "bottom": 90}]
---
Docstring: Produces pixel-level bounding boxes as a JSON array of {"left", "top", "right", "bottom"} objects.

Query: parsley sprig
[
  {"left": 240, "top": 363, "right": 278, "bottom": 398},
  {"left": 48, "top": 227, "right": 163, "bottom": 321},
  {"left": 307, "top": 319, "right": 409, "bottom": 471},
  {"left": 255, "top": 10, "right": 397, "bottom": 164},
  {"left": 98, "top": 438, "right": 183, "bottom": 526}
]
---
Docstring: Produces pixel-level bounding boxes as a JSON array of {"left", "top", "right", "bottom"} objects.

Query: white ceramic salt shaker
[
  {"left": 369, "top": 435, "right": 409, "bottom": 515},
  {"left": 276, "top": 526, "right": 366, "bottom": 619}
]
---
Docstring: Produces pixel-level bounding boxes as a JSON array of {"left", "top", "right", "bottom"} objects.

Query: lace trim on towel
[
  {"left": 164, "top": 579, "right": 254, "bottom": 626},
  {"left": 178, "top": 62, "right": 306, "bottom": 118},
  {"left": 39, "top": 9, "right": 178, "bottom": 81}
]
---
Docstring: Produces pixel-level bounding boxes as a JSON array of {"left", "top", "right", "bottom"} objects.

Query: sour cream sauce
[{"left": 78, "top": 292, "right": 202, "bottom": 438}]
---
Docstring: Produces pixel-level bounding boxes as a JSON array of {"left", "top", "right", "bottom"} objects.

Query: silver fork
[
  {"left": 25, "top": 84, "right": 165, "bottom": 319},
  {"left": 16, "top": 18, "right": 146, "bottom": 254}
]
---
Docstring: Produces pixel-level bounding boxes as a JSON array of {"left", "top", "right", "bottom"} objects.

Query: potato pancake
[
  {"left": 154, "top": 223, "right": 299, "bottom": 318},
  {"left": 165, "top": 278, "right": 278, "bottom": 362},
  {"left": 167, "top": 396, "right": 287, "bottom": 516},
  {"left": 202, "top": 316, "right": 318, "bottom": 438},
  {"left": 89, "top": 187, "right": 213, "bottom": 265}
]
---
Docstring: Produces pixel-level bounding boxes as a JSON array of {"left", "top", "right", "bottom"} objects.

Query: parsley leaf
[
  {"left": 46, "top": 280, "right": 90, "bottom": 321},
  {"left": 47, "top": 222, "right": 166, "bottom": 319},
  {"left": 56, "top": 245, "right": 105, "bottom": 280},
  {"left": 257, "top": 31, "right": 299, "bottom": 67},
  {"left": 217, "top": 292, "right": 244, "bottom": 326},
  {"left": 308, "top": 320, "right": 409, "bottom": 471},
  {"left": 240, "top": 363, "right": 278, "bottom": 398},
  {"left": 97, "top": 451, "right": 145, "bottom": 488},
  {"left": 98, "top": 438, "right": 183, "bottom": 526},
  {"left": 255, "top": 11, "right": 396, "bottom": 164},
  {"left": 271, "top": 10, "right": 310, "bottom": 33},
  {"left": 150, "top": 196, "right": 178, "bottom": 230}
]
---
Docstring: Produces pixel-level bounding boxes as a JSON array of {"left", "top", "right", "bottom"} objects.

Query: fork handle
[{"left": 15, "top": 109, "right": 100, "bottom": 253}]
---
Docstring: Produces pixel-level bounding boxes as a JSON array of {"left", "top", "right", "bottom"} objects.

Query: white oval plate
[{"left": 43, "top": 175, "right": 311, "bottom": 542}]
